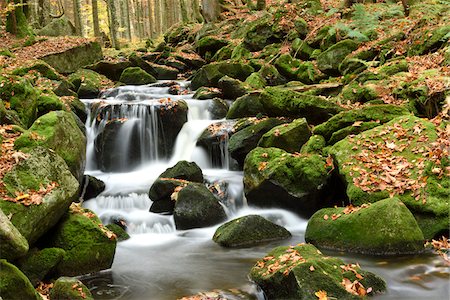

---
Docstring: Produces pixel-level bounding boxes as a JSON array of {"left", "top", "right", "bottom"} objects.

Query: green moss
[
  {"left": 258, "top": 118, "right": 311, "bottom": 153},
  {"left": 0, "top": 209, "right": 29, "bottom": 261},
  {"left": 258, "top": 64, "right": 286, "bottom": 86},
  {"left": 50, "top": 277, "right": 94, "bottom": 300},
  {"left": 227, "top": 92, "right": 267, "bottom": 119},
  {"left": 119, "top": 66, "right": 156, "bottom": 85},
  {"left": 407, "top": 25, "right": 450, "bottom": 56},
  {"left": 300, "top": 135, "right": 326, "bottom": 155},
  {"left": 245, "top": 72, "right": 266, "bottom": 89},
  {"left": 17, "top": 248, "right": 66, "bottom": 286},
  {"left": 291, "top": 38, "right": 314, "bottom": 60},
  {"left": 230, "top": 43, "right": 252, "bottom": 61},
  {"left": 249, "top": 244, "right": 386, "bottom": 299},
  {"left": 12, "top": 61, "right": 61, "bottom": 80},
  {"left": 36, "top": 94, "right": 66, "bottom": 117},
  {"left": 196, "top": 36, "right": 230, "bottom": 58},
  {"left": 106, "top": 224, "right": 130, "bottom": 241},
  {"left": 191, "top": 61, "right": 254, "bottom": 90},
  {"left": 0, "top": 260, "right": 41, "bottom": 300},
  {"left": 305, "top": 198, "right": 425, "bottom": 255},
  {"left": 316, "top": 39, "right": 359, "bottom": 76},
  {"left": 378, "top": 59, "right": 409, "bottom": 76},
  {"left": 340, "top": 81, "right": 379, "bottom": 103},
  {"left": 193, "top": 87, "right": 222, "bottom": 100}
]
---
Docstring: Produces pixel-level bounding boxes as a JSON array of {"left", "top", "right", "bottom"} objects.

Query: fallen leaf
[{"left": 315, "top": 290, "right": 328, "bottom": 300}]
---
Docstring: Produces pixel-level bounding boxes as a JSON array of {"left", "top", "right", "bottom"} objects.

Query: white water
[{"left": 81, "top": 82, "right": 449, "bottom": 300}]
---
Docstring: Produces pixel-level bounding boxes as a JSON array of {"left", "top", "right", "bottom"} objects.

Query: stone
[
  {"left": 43, "top": 204, "right": 117, "bottom": 276},
  {"left": 119, "top": 66, "right": 157, "bottom": 85},
  {"left": 15, "top": 110, "right": 86, "bottom": 181},
  {"left": 11, "top": 61, "right": 62, "bottom": 80},
  {"left": 191, "top": 61, "right": 254, "bottom": 90},
  {"left": 0, "top": 259, "right": 41, "bottom": 300},
  {"left": 128, "top": 52, "right": 157, "bottom": 77},
  {"left": 249, "top": 244, "right": 386, "bottom": 299},
  {"left": 258, "top": 118, "right": 311, "bottom": 153},
  {"left": 106, "top": 224, "right": 130, "bottom": 241},
  {"left": 146, "top": 62, "right": 179, "bottom": 80},
  {"left": 218, "top": 76, "right": 250, "bottom": 100},
  {"left": 408, "top": 25, "right": 450, "bottom": 56},
  {"left": 244, "top": 147, "right": 333, "bottom": 215},
  {"left": 193, "top": 87, "right": 222, "bottom": 100},
  {"left": 213, "top": 215, "right": 291, "bottom": 248},
  {"left": 68, "top": 69, "right": 111, "bottom": 99},
  {"left": 173, "top": 183, "right": 227, "bottom": 230},
  {"left": 226, "top": 92, "right": 266, "bottom": 119},
  {"left": 81, "top": 175, "right": 105, "bottom": 200},
  {"left": 149, "top": 178, "right": 188, "bottom": 214},
  {"left": 305, "top": 198, "right": 425, "bottom": 255},
  {"left": 87, "top": 60, "right": 133, "bottom": 81},
  {"left": 0, "top": 208, "right": 29, "bottom": 261},
  {"left": 36, "top": 16, "right": 76, "bottom": 36},
  {"left": 196, "top": 36, "right": 230, "bottom": 58},
  {"left": 275, "top": 54, "right": 323, "bottom": 84},
  {"left": 49, "top": 277, "right": 94, "bottom": 300},
  {"left": 158, "top": 160, "right": 204, "bottom": 182},
  {"left": 300, "top": 135, "right": 326, "bottom": 155},
  {"left": 0, "top": 147, "right": 79, "bottom": 245},
  {"left": 41, "top": 41, "right": 103, "bottom": 74},
  {"left": 316, "top": 40, "right": 359, "bottom": 76}
]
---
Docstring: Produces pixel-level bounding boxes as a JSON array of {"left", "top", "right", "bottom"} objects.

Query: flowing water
[{"left": 80, "top": 83, "right": 449, "bottom": 300}]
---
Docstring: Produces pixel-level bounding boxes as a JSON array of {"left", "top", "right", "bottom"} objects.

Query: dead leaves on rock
[
  {"left": 323, "top": 204, "right": 370, "bottom": 221},
  {"left": 254, "top": 245, "right": 306, "bottom": 277},
  {"left": 425, "top": 236, "right": 450, "bottom": 265}
]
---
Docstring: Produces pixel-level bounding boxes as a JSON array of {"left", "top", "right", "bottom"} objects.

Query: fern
[
  {"left": 333, "top": 22, "right": 369, "bottom": 43},
  {"left": 351, "top": 4, "right": 380, "bottom": 33}
]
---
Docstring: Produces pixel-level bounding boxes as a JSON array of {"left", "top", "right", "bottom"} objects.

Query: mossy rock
[
  {"left": 119, "top": 67, "right": 157, "bottom": 85},
  {"left": 244, "top": 147, "right": 333, "bottom": 215},
  {"left": 149, "top": 178, "right": 188, "bottom": 214},
  {"left": 68, "top": 69, "right": 111, "bottom": 98},
  {"left": 15, "top": 110, "right": 86, "bottom": 180},
  {"left": 340, "top": 81, "right": 379, "bottom": 103},
  {"left": 87, "top": 60, "right": 133, "bottom": 81},
  {"left": 128, "top": 52, "right": 158, "bottom": 77},
  {"left": 226, "top": 92, "right": 266, "bottom": 118},
  {"left": 218, "top": 76, "right": 250, "bottom": 100},
  {"left": 228, "top": 118, "right": 287, "bottom": 166},
  {"left": 158, "top": 160, "right": 204, "bottom": 183},
  {"left": 407, "top": 25, "right": 450, "bottom": 56},
  {"left": 330, "top": 115, "right": 449, "bottom": 239},
  {"left": 17, "top": 247, "right": 65, "bottom": 286},
  {"left": 53, "top": 80, "right": 77, "bottom": 97},
  {"left": 338, "top": 58, "right": 370, "bottom": 76},
  {"left": 36, "top": 94, "right": 66, "bottom": 118},
  {"left": 0, "top": 208, "right": 29, "bottom": 261},
  {"left": 1, "top": 147, "right": 79, "bottom": 245},
  {"left": 81, "top": 175, "right": 105, "bottom": 200},
  {"left": 258, "top": 118, "right": 311, "bottom": 153},
  {"left": 196, "top": 36, "right": 230, "bottom": 58},
  {"left": 12, "top": 61, "right": 62, "bottom": 80},
  {"left": 193, "top": 87, "right": 222, "bottom": 100},
  {"left": 316, "top": 40, "right": 359, "bottom": 76},
  {"left": 173, "top": 183, "right": 227, "bottom": 230},
  {"left": 106, "top": 223, "right": 130, "bottom": 241},
  {"left": 300, "top": 135, "right": 326, "bottom": 155},
  {"left": 191, "top": 61, "right": 255, "bottom": 90},
  {"left": 258, "top": 64, "right": 286, "bottom": 86},
  {"left": 305, "top": 198, "right": 425, "bottom": 255},
  {"left": 245, "top": 73, "right": 266, "bottom": 89},
  {"left": 230, "top": 43, "right": 252, "bottom": 61},
  {"left": 213, "top": 215, "right": 291, "bottom": 248},
  {"left": 243, "top": 15, "right": 278, "bottom": 51},
  {"left": 36, "top": 16, "right": 76, "bottom": 36},
  {"left": 43, "top": 205, "right": 117, "bottom": 276},
  {"left": 313, "top": 104, "right": 410, "bottom": 143},
  {"left": 0, "top": 259, "right": 41, "bottom": 300},
  {"left": 0, "top": 99, "right": 23, "bottom": 126},
  {"left": 146, "top": 62, "right": 179, "bottom": 80},
  {"left": 378, "top": 59, "right": 409, "bottom": 76},
  {"left": 211, "top": 44, "right": 234, "bottom": 61},
  {"left": 49, "top": 277, "right": 94, "bottom": 300},
  {"left": 249, "top": 243, "right": 386, "bottom": 299},
  {"left": 291, "top": 38, "right": 314, "bottom": 60}
]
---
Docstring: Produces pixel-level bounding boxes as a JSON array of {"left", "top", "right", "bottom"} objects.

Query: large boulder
[
  {"left": 0, "top": 208, "right": 29, "bottom": 261},
  {"left": 11, "top": 60, "right": 62, "bottom": 80},
  {"left": 313, "top": 105, "right": 410, "bottom": 144},
  {"left": 68, "top": 69, "right": 111, "bottom": 99},
  {"left": 330, "top": 115, "right": 449, "bottom": 239},
  {"left": 149, "top": 178, "right": 188, "bottom": 214},
  {"left": 274, "top": 54, "right": 323, "bottom": 84},
  {"left": 43, "top": 204, "right": 117, "bottom": 276},
  {"left": 15, "top": 111, "right": 86, "bottom": 181},
  {"left": 228, "top": 118, "right": 288, "bottom": 166},
  {"left": 305, "top": 198, "right": 425, "bottom": 255},
  {"left": 218, "top": 76, "right": 250, "bottom": 100},
  {"left": 49, "top": 277, "right": 94, "bottom": 300},
  {"left": 36, "top": 16, "right": 76, "bottom": 36},
  {"left": 191, "top": 61, "right": 254, "bottom": 90},
  {"left": 87, "top": 60, "right": 133, "bottom": 81},
  {"left": 249, "top": 244, "right": 386, "bottom": 299},
  {"left": 119, "top": 67, "right": 157, "bottom": 85},
  {"left": 146, "top": 62, "right": 179, "bottom": 80},
  {"left": 316, "top": 39, "right": 359, "bottom": 76},
  {"left": 128, "top": 52, "right": 158, "bottom": 77},
  {"left": 244, "top": 147, "right": 333, "bottom": 215},
  {"left": 173, "top": 183, "right": 227, "bottom": 230},
  {"left": 0, "top": 259, "right": 41, "bottom": 300},
  {"left": 213, "top": 215, "right": 291, "bottom": 248},
  {"left": 41, "top": 41, "right": 103, "bottom": 74},
  {"left": 158, "top": 160, "right": 204, "bottom": 182},
  {"left": 81, "top": 175, "right": 105, "bottom": 200},
  {"left": 196, "top": 36, "right": 230, "bottom": 58},
  {"left": 0, "top": 147, "right": 79, "bottom": 245},
  {"left": 258, "top": 118, "right": 311, "bottom": 153}
]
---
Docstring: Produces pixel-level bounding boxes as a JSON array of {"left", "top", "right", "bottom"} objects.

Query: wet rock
[
  {"left": 49, "top": 277, "right": 94, "bottom": 300},
  {"left": 158, "top": 160, "right": 204, "bottom": 182},
  {"left": 15, "top": 110, "right": 86, "bottom": 181},
  {"left": 168, "top": 84, "right": 182, "bottom": 95},
  {"left": 244, "top": 147, "right": 333, "bottom": 215},
  {"left": 146, "top": 62, "right": 179, "bottom": 80},
  {"left": 193, "top": 87, "right": 222, "bottom": 100},
  {"left": 106, "top": 224, "right": 130, "bottom": 241},
  {"left": 316, "top": 39, "right": 359, "bottom": 76},
  {"left": 16, "top": 247, "right": 65, "bottom": 286},
  {"left": 87, "top": 60, "right": 133, "bottom": 81},
  {"left": 258, "top": 118, "right": 311, "bottom": 153},
  {"left": 0, "top": 208, "right": 29, "bottom": 261},
  {"left": 249, "top": 243, "right": 386, "bottom": 299},
  {"left": 208, "top": 98, "right": 230, "bottom": 119},
  {"left": 213, "top": 215, "right": 291, "bottom": 248},
  {"left": 191, "top": 61, "right": 254, "bottom": 90},
  {"left": 149, "top": 178, "right": 188, "bottom": 214},
  {"left": 173, "top": 183, "right": 227, "bottom": 230},
  {"left": 305, "top": 198, "right": 425, "bottom": 255},
  {"left": 0, "top": 147, "right": 79, "bottom": 245},
  {"left": 218, "top": 76, "right": 250, "bottom": 100},
  {"left": 228, "top": 118, "right": 288, "bottom": 166},
  {"left": 81, "top": 175, "right": 105, "bottom": 200},
  {"left": 119, "top": 67, "right": 157, "bottom": 85},
  {"left": 43, "top": 204, "right": 117, "bottom": 276},
  {"left": 196, "top": 36, "right": 230, "bottom": 58},
  {"left": 68, "top": 69, "right": 110, "bottom": 99},
  {"left": 180, "top": 289, "right": 257, "bottom": 300},
  {"left": 0, "top": 259, "right": 41, "bottom": 300},
  {"left": 128, "top": 52, "right": 157, "bottom": 77}
]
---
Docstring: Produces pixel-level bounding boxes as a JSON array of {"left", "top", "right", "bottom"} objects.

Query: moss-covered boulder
[
  {"left": 228, "top": 118, "right": 288, "bottom": 166},
  {"left": 213, "top": 215, "right": 291, "bottom": 248},
  {"left": 193, "top": 87, "right": 222, "bottom": 99},
  {"left": 11, "top": 61, "right": 62, "bottom": 80},
  {"left": 49, "top": 276, "right": 94, "bottom": 300},
  {"left": 218, "top": 76, "right": 250, "bottom": 100},
  {"left": 244, "top": 147, "right": 333, "bottom": 215},
  {"left": 340, "top": 81, "right": 379, "bottom": 103},
  {"left": 128, "top": 52, "right": 158, "bottom": 77},
  {"left": 306, "top": 198, "right": 425, "bottom": 255},
  {"left": 196, "top": 36, "right": 230, "bottom": 58},
  {"left": 408, "top": 25, "right": 450, "bottom": 56},
  {"left": 35, "top": 94, "right": 66, "bottom": 118},
  {"left": 15, "top": 111, "right": 86, "bottom": 180},
  {"left": 330, "top": 115, "right": 449, "bottom": 239},
  {"left": 146, "top": 62, "right": 179, "bottom": 80},
  {"left": 173, "top": 183, "right": 227, "bottom": 230},
  {"left": 41, "top": 41, "right": 103, "bottom": 74},
  {"left": 300, "top": 135, "right": 326, "bottom": 155},
  {"left": 274, "top": 54, "right": 323, "bottom": 84},
  {"left": 291, "top": 38, "right": 314, "bottom": 60},
  {"left": 68, "top": 69, "right": 111, "bottom": 98},
  {"left": 36, "top": 16, "right": 76, "bottom": 36},
  {"left": 0, "top": 147, "right": 79, "bottom": 245},
  {"left": 149, "top": 178, "right": 188, "bottom": 214},
  {"left": 249, "top": 244, "right": 386, "bottom": 299},
  {"left": 243, "top": 15, "right": 278, "bottom": 51},
  {"left": 106, "top": 223, "right": 130, "bottom": 241},
  {"left": 258, "top": 118, "right": 311, "bottom": 153},
  {"left": 119, "top": 66, "right": 157, "bottom": 85},
  {"left": 226, "top": 92, "right": 266, "bottom": 118},
  {"left": 43, "top": 204, "right": 117, "bottom": 276},
  {"left": 0, "top": 208, "right": 29, "bottom": 261},
  {"left": 313, "top": 105, "right": 410, "bottom": 144},
  {"left": 317, "top": 40, "right": 359, "bottom": 76},
  {"left": 17, "top": 247, "right": 65, "bottom": 286},
  {"left": 191, "top": 61, "right": 254, "bottom": 90},
  {"left": 158, "top": 160, "right": 204, "bottom": 182},
  {"left": 87, "top": 60, "right": 133, "bottom": 81},
  {"left": 258, "top": 64, "right": 286, "bottom": 86},
  {"left": 245, "top": 72, "right": 266, "bottom": 89},
  {"left": 0, "top": 259, "right": 41, "bottom": 300}
]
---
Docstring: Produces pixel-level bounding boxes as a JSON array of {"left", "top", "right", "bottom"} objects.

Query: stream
[{"left": 80, "top": 82, "right": 449, "bottom": 300}]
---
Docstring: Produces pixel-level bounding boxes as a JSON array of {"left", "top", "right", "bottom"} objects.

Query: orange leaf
[{"left": 315, "top": 290, "right": 328, "bottom": 300}]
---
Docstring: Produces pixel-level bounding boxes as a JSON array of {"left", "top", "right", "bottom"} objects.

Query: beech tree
[{"left": 6, "top": 0, "right": 32, "bottom": 37}]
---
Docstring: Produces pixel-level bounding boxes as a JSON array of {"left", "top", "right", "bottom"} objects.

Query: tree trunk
[
  {"left": 107, "top": 0, "right": 120, "bottom": 49},
  {"left": 124, "top": 0, "right": 132, "bottom": 40},
  {"left": 147, "top": 0, "right": 154, "bottom": 37},
  {"left": 192, "top": 0, "right": 203, "bottom": 23},
  {"left": 119, "top": 0, "right": 127, "bottom": 38},
  {"left": 180, "top": 0, "right": 189, "bottom": 23},
  {"left": 92, "top": 0, "right": 101, "bottom": 37},
  {"left": 201, "top": 0, "right": 221, "bottom": 22},
  {"left": 73, "top": 0, "right": 83, "bottom": 35},
  {"left": 6, "top": 0, "right": 32, "bottom": 37},
  {"left": 162, "top": 0, "right": 169, "bottom": 30},
  {"left": 154, "top": 0, "right": 161, "bottom": 35}
]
